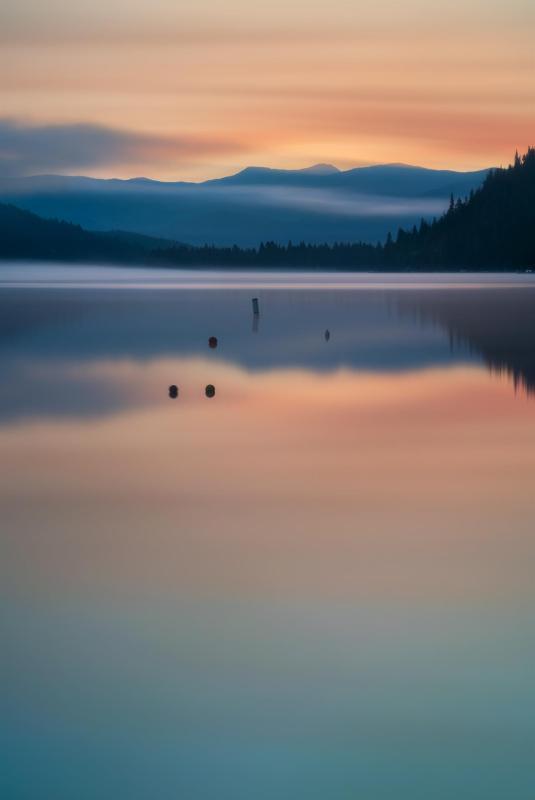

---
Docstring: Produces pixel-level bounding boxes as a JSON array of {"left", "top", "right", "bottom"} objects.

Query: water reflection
[
  {"left": 2, "top": 279, "right": 535, "bottom": 800},
  {"left": 0, "top": 285, "right": 534, "bottom": 424},
  {"left": 398, "top": 289, "right": 535, "bottom": 393}
]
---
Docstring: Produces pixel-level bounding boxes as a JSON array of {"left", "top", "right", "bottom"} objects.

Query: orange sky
[{"left": 1, "top": 0, "right": 534, "bottom": 178}]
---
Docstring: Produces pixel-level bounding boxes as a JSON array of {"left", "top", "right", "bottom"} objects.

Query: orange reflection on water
[{"left": 2, "top": 358, "right": 535, "bottom": 605}]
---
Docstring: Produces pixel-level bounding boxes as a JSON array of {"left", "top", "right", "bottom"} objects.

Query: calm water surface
[{"left": 2, "top": 268, "right": 535, "bottom": 799}]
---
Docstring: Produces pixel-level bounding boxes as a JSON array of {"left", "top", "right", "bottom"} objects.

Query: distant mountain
[
  {"left": 205, "top": 163, "right": 488, "bottom": 197},
  {"left": 206, "top": 163, "right": 343, "bottom": 185},
  {"left": 0, "top": 162, "right": 489, "bottom": 247},
  {"left": 3, "top": 149, "right": 530, "bottom": 270},
  {"left": 299, "top": 163, "right": 341, "bottom": 175}
]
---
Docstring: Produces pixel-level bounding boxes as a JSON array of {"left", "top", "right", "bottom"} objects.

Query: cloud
[{"left": 0, "top": 119, "right": 242, "bottom": 176}]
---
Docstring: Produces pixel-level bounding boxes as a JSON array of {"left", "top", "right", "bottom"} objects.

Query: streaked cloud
[
  {"left": 0, "top": 119, "right": 243, "bottom": 176},
  {"left": 0, "top": 0, "right": 533, "bottom": 177}
]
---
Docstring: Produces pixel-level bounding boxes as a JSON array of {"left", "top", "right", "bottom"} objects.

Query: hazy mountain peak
[
  {"left": 299, "top": 163, "right": 340, "bottom": 174},
  {"left": 226, "top": 163, "right": 340, "bottom": 179}
]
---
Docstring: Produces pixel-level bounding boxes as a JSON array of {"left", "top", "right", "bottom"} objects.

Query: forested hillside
[{"left": 1, "top": 149, "right": 533, "bottom": 269}]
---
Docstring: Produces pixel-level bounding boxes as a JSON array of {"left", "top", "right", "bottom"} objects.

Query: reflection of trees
[{"left": 398, "top": 289, "right": 535, "bottom": 394}]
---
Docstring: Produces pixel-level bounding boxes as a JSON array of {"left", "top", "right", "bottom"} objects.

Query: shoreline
[{"left": 1, "top": 263, "right": 535, "bottom": 290}]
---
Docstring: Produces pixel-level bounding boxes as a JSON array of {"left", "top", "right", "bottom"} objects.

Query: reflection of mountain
[
  {"left": 398, "top": 289, "right": 535, "bottom": 393},
  {"left": 0, "top": 287, "right": 464, "bottom": 372},
  {"left": 1, "top": 283, "right": 534, "bottom": 423}
]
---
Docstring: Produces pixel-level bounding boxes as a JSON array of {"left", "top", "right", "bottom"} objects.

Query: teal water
[{"left": 2, "top": 269, "right": 535, "bottom": 799}]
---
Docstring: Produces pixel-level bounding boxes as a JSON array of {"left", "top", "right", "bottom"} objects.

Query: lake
[{"left": 2, "top": 267, "right": 535, "bottom": 799}]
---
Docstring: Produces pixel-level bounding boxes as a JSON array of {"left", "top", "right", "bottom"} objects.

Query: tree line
[
  {"left": 153, "top": 147, "right": 535, "bottom": 270},
  {"left": 1, "top": 147, "right": 534, "bottom": 269}
]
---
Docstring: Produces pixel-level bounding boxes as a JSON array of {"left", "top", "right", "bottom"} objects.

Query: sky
[{"left": 1, "top": 0, "right": 534, "bottom": 179}]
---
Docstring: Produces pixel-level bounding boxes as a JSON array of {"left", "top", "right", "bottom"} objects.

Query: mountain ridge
[
  {"left": 0, "top": 147, "right": 533, "bottom": 270},
  {"left": 0, "top": 162, "right": 491, "bottom": 248},
  {"left": 11, "top": 160, "right": 488, "bottom": 186}
]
